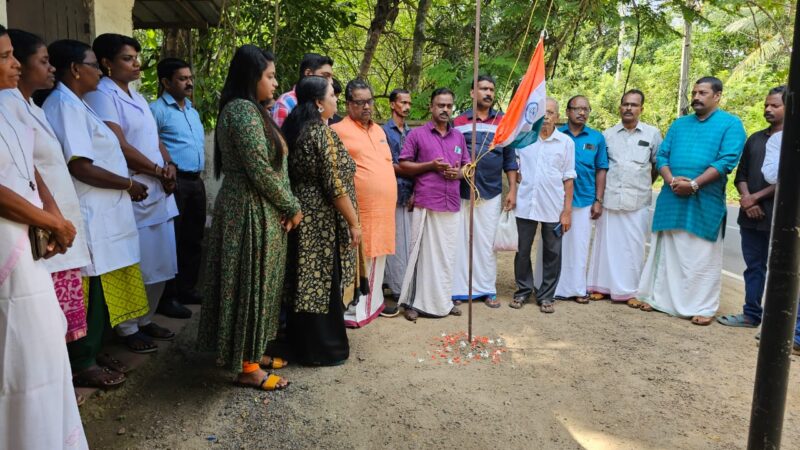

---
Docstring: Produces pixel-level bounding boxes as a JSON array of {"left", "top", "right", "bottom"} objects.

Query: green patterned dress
[{"left": 197, "top": 99, "right": 300, "bottom": 372}]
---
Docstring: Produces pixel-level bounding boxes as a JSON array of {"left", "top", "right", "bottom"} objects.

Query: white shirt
[
  {"left": 515, "top": 129, "right": 577, "bottom": 223},
  {"left": 84, "top": 77, "right": 178, "bottom": 227},
  {"left": 43, "top": 82, "right": 140, "bottom": 277},
  {"left": 602, "top": 121, "right": 662, "bottom": 211},
  {"left": 0, "top": 88, "right": 92, "bottom": 274},
  {"left": 762, "top": 131, "right": 782, "bottom": 185}
]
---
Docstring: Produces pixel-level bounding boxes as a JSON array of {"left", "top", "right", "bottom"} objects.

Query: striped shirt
[
  {"left": 652, "top": 109, "right": 746, "bottom": 241},
  {"left": 271, "top": 88, "right": 297, "bottom": 127}
]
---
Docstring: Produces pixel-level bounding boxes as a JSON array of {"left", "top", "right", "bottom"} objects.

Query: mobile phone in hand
[{"left": 553, "top": 223, "right": 563, "bottom": 238}]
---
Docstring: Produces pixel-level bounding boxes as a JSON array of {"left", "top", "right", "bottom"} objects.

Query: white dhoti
[
  {"left": 344, "top": 256, "right": 386, "bottom": 327},
  {"left": 587, "top": 208, "right": 650, "bottom": 301},
  {"left": 638, "top": 229, "right": 723, "bottom": 318},
  {"left": 0, "top": 249, "right": 88, "bottom": 450},
  {"left": 384, "top": 205, "right": 413, "bottom": 297},
  {"left": 452, "top": 195, "right": 502, "bottom": 301},
  {"left": 398, "top": 208, "right": 459, "bottom": 317},
  {"left": 554, "top": 205, "right": 592, "bottom": 298}
]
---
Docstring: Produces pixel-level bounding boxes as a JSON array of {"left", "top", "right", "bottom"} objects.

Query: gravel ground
[{"left": 81, "top": 252, "right": 800, "bottom": 449}]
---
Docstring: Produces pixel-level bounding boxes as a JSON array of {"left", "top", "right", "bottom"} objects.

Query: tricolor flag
[{"left": 491, "top": 37, "right": 546, "bottom": 149}]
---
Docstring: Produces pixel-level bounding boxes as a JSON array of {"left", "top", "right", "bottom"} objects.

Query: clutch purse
[{"left": 29, "top": 226, "right": 51, "bottom": 260}]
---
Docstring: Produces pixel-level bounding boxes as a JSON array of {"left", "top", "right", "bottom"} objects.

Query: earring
[
  {"left": 75, "top": 73, "right": 80, "bottom": 80},
  {"left": 318, "top": 106, "right": 324, "bottom": 113},
  {"left": 108, "top": 67, "right": 112, "bottom": 78}
]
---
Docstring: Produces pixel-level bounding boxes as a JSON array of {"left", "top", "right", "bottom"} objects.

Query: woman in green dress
[
  {"left": 198, "top": 45, "right": 302, "bottom": 390},
  {"left": 282, "top": 75, "right": 361, "bottom": 366}
]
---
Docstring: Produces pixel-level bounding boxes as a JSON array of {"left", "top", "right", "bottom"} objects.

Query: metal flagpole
[
  {"left": 467, "top": 0, "right": 482, "bottom": 340},
  {"left": 747, "top": 2, "right": 800, "bottom": 448}
]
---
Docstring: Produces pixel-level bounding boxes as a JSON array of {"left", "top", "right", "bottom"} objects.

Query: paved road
[{"left": 646, "top": 192, "right": 745, "bottom": 281}]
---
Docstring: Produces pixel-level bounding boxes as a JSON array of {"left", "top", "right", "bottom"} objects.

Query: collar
[
  {"left": 386, "top": 117, "right": 409, "bottom": 132},
  {"left": 55, "top": 82, "right": 83, "bottom": 104},
  {"left": 694, "top": 108, "right": 719, "bottom": 122},
  {"left": 613, "top": 121, "right": 642, "bottom": 133},
  {"left": 426, "top": 120, "right": 452, "bottom": 135},
  {"left": 99, "top": 77, "right": 141, "bottom": 110},
  {"left": 161, "top": 92, "right": 192, "bottom": 110},
  {"left": 463, "top": 108, "right": 499, "bottom": 122},
  {"left": 344, "top": 115, "right": 375, "bottom": 131},
  {"left": 540, "top": 129, "right": 564, "bottom": 142},
  {"left": 560, "top": 124, "right": 589, "bottom": 137}
]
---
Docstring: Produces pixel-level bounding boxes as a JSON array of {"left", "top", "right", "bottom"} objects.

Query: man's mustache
[
  {"left": 483, "top": 96, "right": 493, "bottom": 102},
  {"left": 185, "top": 85, "right": 194, "bottom": 91},
  {"left": 692, "top": 100, "right": 703, "bottom": 107}
]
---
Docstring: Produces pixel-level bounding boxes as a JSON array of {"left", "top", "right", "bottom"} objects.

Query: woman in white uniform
[
  {"left": 44, "top": 39, "right": 150, "bottom": 387},
  {"left": 0, "top": 25, "right": 89, "bottom": 450},
  {"left": 1, "top": 29, "right": 92, "bottom": 345},
  {"left": 85, "top": 33, "right": 179, "bottom": 353}
]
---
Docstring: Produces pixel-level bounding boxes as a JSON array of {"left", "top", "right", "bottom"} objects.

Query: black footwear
[
  {"left": 157, "top": 298, "right": 192, "bottom": 319},
  {"left": 380, "top": 303, "right": 400, "bottom": 317},
  {"left": 179, "top": 291, "right": 203, "bottom": 305}
]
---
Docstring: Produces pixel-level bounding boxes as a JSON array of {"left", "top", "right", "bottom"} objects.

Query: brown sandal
[
  {"left": 638, "top": 302, "right": 654, "bottom": 312},
  {"left": 574, "top": 296, "right": 590, "bottom": 304},
  {"left": 627, "top": 299, "right": 643, "bottom": 308},
  {"left": 73, "top": 365, "right": 126, "bottom": 389},
  {"left": 691, "top": 315, "right": 714, "bottom": 326},
  {"left": 97, "top": 352, "right": 130, "bottom": 373}
]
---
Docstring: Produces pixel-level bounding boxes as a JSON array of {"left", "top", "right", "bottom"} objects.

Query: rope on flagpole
[{"left": 467, "top": 0, "right": 483, "bottom": 340}]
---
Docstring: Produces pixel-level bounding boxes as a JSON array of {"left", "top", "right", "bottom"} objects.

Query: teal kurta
[{"left": 653, "top": 109, "right": 746, "bottom": 242}]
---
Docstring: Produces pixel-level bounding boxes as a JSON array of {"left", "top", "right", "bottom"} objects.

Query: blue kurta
[{"left": 653, "top": 109, "right": 746, "bottom": 242}]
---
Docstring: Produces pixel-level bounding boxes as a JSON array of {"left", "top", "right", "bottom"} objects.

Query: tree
[
  {"left": 358, "top": 0, "right": 401, "bottom": 79},
  {"left": 407, "top": 0, "right": 431, "bottom": 92}
]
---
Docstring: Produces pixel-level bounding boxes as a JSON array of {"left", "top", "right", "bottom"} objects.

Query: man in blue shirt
[
  {"left": 554, "top": 95, "right": 608, "bottom": 303},
  {"left": 150, "top": 58, "right": 206, "bottom": 318},
  {"left": 382, "top": 88, "right": 413, "bottom": 317},
  {"left": 451, "top": 75, "right": 518, "bottom": 308},
  {"left": 638, "top": 77, "right": 746, "bottom": 326}
]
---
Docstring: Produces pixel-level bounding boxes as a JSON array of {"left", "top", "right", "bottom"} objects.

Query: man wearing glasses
[
  {"left": 552, "top": 95, "right": 608, "bottom": 304},
  {"left": 331, "top": 80, "right": 397, "bottom": 327},
  {"left": 587, "top": 90, "right": 662, "bottom": 307}
]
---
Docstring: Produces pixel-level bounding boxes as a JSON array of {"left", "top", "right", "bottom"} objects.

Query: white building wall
[
  {"left": 91, "top": 0, "right": 135, "bottom": 37},
  {"left": 0, "top": 0, "right": 8, "bottom": 26}
]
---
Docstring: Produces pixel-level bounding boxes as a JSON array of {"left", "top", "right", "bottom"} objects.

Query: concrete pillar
[
  {"left": 0, "top": 0, "right": 8, "bottom": 27},
  {"left": 90, "top": 0, "right": 135, "bottom": 38}
]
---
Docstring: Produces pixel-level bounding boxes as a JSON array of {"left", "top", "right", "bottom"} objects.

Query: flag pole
[{"left": 467, "top": 0, "right": 482, "bottom": 340}]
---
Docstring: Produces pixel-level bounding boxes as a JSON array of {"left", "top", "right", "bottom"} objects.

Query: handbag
[
  {"left": 29, "top": 226, "right": 51, "bottom": 260},
  {"left": 492, "top": 210, "right": 519, "bottom": 252}
]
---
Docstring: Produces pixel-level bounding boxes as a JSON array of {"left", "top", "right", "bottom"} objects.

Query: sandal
[
  {"left": 589, "top": 293, "right": 607, "bottom": 301},
  {"left": 627, "top": 298, "right": 643, "bottom": 308},
  {"left": 123, "top": 331, "right": 159, "bottom": 354},
  {"left": 73, "top": 365, "right": 126, "bottom": 389},
  {"left": 716, "top": 314, "right": 759, "bottom": 328},
  {"left": 509, "top": 297, "right": 527, "bottom": 309},
  {"left": 691, "top": 315, "right": 714, "bottom": 326},
  {"left": 236, "top": 372, "right": 289, "bottom": 391},
  {"left": 638, "top": 302, "right": 654, "bottom": 312},
  {"left": 485, "top": 296, "right": 501, "bottom": 309},
  {"left": 404, "top": 308, "right": 419, "bottom": 321},
  {"left": 96, "top": 352, "right": 130, "bottom": 373},
  {"left": 260, "top": 356, "right": 288, "bottom": 370},
  {"left": 449, "top": 306, "right": 462, "bottom": 316},
  {"left": 140, "top": 322, "right": 176, "bottom": 341},
  {"left": 539, "top": 301, "right": 555, "bottom": 314},
  {"left": 574, "top": 296, "right": 590, "bottom": 304}
]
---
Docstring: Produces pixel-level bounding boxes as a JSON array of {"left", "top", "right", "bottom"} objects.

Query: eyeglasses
[
  {"left": 567, "top": 106, "right": 591, "bottom": 113},
  {"left": 78, "top": 61, "right": 101, "bottom": 70},
  {"left": 348, "top": 98, "right": 374, "bottom": 107},
  {"left": 621, "top": 102, "right": 641, "bottom": 108}
]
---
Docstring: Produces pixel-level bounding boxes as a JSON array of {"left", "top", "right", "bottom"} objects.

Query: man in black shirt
[{"left": 718, "top": 85, "right": 785, "bottom": 327}]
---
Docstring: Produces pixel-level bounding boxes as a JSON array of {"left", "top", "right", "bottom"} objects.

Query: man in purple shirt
[{"left": 397, "top": 88, "right": 471, "bottom": 321}]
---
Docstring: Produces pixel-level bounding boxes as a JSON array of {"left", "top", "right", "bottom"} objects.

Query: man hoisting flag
[{"left": 492, "top": 36, "right": 547, "bottom": 149}]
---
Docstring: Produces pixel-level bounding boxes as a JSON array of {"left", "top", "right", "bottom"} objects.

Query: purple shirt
[{"left": 399, "top": 121, "right": 470, "bottom": 212}]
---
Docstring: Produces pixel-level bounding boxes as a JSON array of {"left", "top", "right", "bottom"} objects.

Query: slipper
[
  {"left": 691, "top": 315, "right": 714, "bottom": 326},
  {"left": 449, "top": 306, "right": 462, "bottom": 316},
  {"left": 627, "top": 299, "right": 643, "bottom": 308},
  {"left": 716, "top": 314, "right": 758, "bottom": 328},
  {"left": 73, "top": 365, "right": 126, "bottom": 389},
  {"left": 574, "top": 296, "right": 590, "bottom": 304},
  {"left": 485, "top": 296, "right": 501, "bottom": 309},
  {"left": 236, "top": 373, "right": 290, "bottom": 391},
  {"left": 639, "top": 302, "right": 654, "bottom": 312},
  {"left": 589, "top": 293, "right": 607, "bottom": 301},
  {"left": 97, "top": 352, "right": 130, "bottom": 373},
  {"left": 509, "top": 297, "right": 527, "bottom": 309},
  {"left": 539, "top": 301, "right": 555, "bottom": 314},
  {"left": 404, "top": 309, "right": 419, "bottom": 321},
  {"left": 260, "top": 356, "right": 288, "bottom": 370},
  {"left": 140, "top": 322, "right": 176, "bottom": 341},
  {"left": 123, "top": 331, "right": 159, "bottom": 354}
]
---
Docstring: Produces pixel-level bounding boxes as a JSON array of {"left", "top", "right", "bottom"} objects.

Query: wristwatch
[
  {"left": 594, "top": 197, "right": 603, "bottom": 204},
  {"left": 690, "top": 179, "right": 700, "bottom": 193}
]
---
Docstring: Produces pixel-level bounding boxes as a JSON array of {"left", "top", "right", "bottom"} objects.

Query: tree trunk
[
  {"left": 407, "top": 0, "right": 432, "bottom": 92},
  {"left": 677, "top": 16, "right": 692, "bottom": 116},
  {"left": 357, "top": 0, "right": 400, "bottom": 80},
  {"left": 162, "top": 28, "right": 190, "bottom": 60},
  {"left": 615, "top": 4, "right": 627, "bottom": 82}
]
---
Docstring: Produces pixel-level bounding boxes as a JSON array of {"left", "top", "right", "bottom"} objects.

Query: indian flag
[{"left": 492, "top": 37, "right": 546, "bottom": 149}]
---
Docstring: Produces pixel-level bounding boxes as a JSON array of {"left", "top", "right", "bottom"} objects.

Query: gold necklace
[{"left": 0, "top": 112, "right": 36, "bottom": 191}]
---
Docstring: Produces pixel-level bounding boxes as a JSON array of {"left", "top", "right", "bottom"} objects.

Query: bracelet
[
  {"left": 166, "top": 161, "right": 177, "bottom": 169},
  {"left": 126, "top": 178, "right": 133, "bottom": 190},
  {"left": 690, "top": 179, "right": 700, "bottom": 193}
]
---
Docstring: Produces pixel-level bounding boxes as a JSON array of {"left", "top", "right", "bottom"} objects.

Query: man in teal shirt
[
  {"left": 553, "top": 95, "right": 608, "bottom": 302},
  {"left": 638, "top": 77, "right": 746, "bottom": 325}
]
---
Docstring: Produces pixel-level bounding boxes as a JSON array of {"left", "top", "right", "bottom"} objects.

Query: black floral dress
[
  {"left": 197, "top": 99, "right": 300, "bottom": 372},
  {"left": 285, "top": 120, "right": 357, "bottom": 365}
]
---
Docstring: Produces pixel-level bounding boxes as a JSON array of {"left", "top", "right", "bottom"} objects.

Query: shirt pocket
[
  {"left": 546, "top": 152, "right": 565, "bottom": 177},
  {"left": 631, "top": 144, "right": 652, "bottom": 165}
]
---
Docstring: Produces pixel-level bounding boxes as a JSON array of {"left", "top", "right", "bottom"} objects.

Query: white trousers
[
  {"left": 399, "top": 208, "right": 459, "bottom": 317},
  {"left": 384, "top": 205, "right": 413, "bottom": 297},
  {"left": 116, "top": 281, "right": 166, "bottom": 336},
  {"left": 452, "top": 195, "right": 502, "bottom": 300},
  {"left": 638, "top": 230, "right": 723, "bottom": 318},
  {"left": 344, "top": 256, "right": 386, "bottom": 327},
  {"left": 587, "top": 208, "right": 651, "bottom": 301},
  {"left": 554, "top": 206, "right": 592, "bottom": 298}
]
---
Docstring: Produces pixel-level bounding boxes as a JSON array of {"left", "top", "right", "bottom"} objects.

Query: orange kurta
[{"left": 331, "top": 117, "right": 397, "bottom": 258}]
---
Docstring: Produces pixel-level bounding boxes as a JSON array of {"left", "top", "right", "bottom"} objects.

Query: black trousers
[
  {"left": 163, "top": 173, "right": 206, "bottom": 300},
  {"left": 514, "top": 217, "right": 562, "bottom": 304}
]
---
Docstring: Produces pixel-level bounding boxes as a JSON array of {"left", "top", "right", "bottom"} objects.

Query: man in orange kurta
[{"left": 331, "top": 80, "right": 397, "bottom": 327}]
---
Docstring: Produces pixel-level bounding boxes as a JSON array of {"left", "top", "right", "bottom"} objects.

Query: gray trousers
[{"left": 514, "top": 217, "right": 562, "bottom": 304}]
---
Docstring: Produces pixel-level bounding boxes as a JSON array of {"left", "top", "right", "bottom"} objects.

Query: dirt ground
[{"left": 81, "top": 251, "right": 800, "bottom": 449}]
